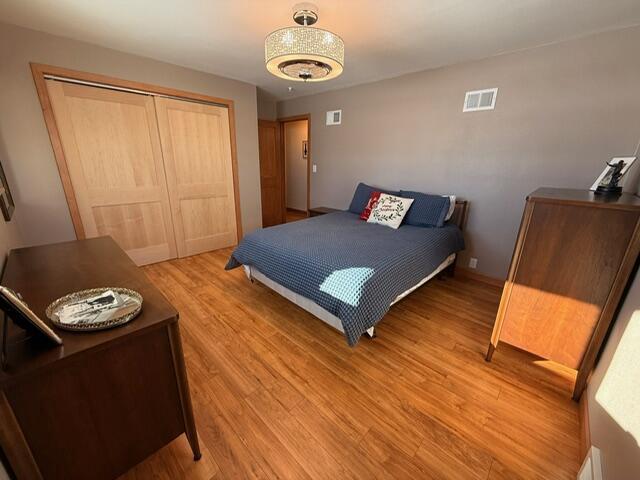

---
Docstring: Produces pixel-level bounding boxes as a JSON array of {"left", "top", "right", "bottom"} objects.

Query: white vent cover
[
  {"left": 326, "top": 110, "right": 342, "bottom": 125},
  {"left": 463, "top": 88, "right": 498, "bottom": 112}
]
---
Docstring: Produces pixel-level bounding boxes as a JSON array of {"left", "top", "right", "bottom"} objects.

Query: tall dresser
[{"left": 486, "top": 188, "right": 640, "bottom": 399}]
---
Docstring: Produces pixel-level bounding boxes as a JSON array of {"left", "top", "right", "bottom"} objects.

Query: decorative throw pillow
[
  {"left": 348, "top": 182, "right": 399, "bottom": 214},
  {"left": 360, "top": 191, "right": 382, "bottom": 220},
  {"left": 399, "top": 190, "right": 450, "bottom": 227},
  {"left": 367, "top": 193, "right": 414, "bottom": 229}
]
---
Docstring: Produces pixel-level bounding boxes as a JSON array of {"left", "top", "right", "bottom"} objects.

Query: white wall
[
  {"left": 586, "top": 267, "right": 640, "bottom": 478},
  {"left": 284, "top": 120, "right": 308, "bottom": 211}
]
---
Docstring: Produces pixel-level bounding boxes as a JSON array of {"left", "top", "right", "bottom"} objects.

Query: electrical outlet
[
  {"left": 312, "top": 164, "right": 317, "bottom": 173},
  {"left": 469, "top": 258, "right": 478, "bottom": 269}
]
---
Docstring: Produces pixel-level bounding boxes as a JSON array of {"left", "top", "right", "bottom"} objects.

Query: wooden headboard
[{"left": 449, "top": 200, "right": 468, "bottom": 231}]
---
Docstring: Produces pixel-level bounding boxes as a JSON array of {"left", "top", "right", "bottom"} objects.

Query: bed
[{"left": 226, "top": 201, "right": 467, "bottom": 345}]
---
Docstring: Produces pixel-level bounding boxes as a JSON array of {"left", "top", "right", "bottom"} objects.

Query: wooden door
[
  {"left": 46, "top": 80, "right": 177, "bottom": 265},
  {"left": 258, "top": 120, "right": 285, "bottom": 227},
  {"left": 154, "top": 97, "right": 238, "bottom": 257}
]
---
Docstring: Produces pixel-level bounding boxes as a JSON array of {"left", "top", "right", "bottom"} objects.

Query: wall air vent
[
  {"left": 463, "top": 88, "right": 498, "bottom": 112},
  {"left": 326, "top": 110, "right": 342, "bottom": 125}
]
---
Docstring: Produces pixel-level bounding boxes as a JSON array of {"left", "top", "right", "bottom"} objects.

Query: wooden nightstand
[{"left": 308, "top": 207, "right": 341, "bottom": 217}]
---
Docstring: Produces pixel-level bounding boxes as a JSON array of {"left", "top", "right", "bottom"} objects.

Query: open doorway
[
  {"left": 282, "top": 116, "right": 309, "bottom": 222},
  {"left": 257, "top": 114, "right": 310, "bottom": 227}
]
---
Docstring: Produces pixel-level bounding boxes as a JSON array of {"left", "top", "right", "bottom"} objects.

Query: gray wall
[
  {"left": 0, "top": 131, "right": 20, "bottom": 480},
  {"left": 257, "top": 87, "right": 278, "bottom": 121},
  {"left": 278, "top": 25, "right": 640, "bottom": 279},
  {"left": 0, "top": 133, "right": 22, "bottom": 269},
  {"left": 587, "top": 267, "right": 640, "bottom": 478},
  {"left": 0, "top": 22, "right": 262, "bottom": 249}
]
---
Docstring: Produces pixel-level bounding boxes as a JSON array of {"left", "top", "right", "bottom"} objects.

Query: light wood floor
[{"left": 121, "top": 249, "right": 580, "bottom": 479}]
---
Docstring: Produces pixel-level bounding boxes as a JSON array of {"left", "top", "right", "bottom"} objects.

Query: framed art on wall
[{"left": 0, "top": 160, "right": 15, "bottom": 221}]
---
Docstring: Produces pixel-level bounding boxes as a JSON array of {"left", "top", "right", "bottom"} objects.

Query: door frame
[
  {"left": 30, "top": 63, "right": 243, "bottom": 241},
  {"left": 279, "top": 114, "right": 311, "bottom": 214}
]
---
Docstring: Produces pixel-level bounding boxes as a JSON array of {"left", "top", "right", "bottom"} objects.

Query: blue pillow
[
  {"left": 400, "top": 190, "right": 450, "bottom": 227},
  {"left": 348, "top": 182, "right": 398, "bottom": 214}
]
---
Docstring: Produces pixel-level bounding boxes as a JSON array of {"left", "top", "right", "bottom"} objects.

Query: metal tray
[{"left": 45, "top": 287, "right": 143, "bottom": 332}]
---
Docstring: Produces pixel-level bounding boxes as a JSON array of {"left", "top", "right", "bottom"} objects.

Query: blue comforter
[{"left": 226, "top": 211, "right": 464, "bottom": 345}]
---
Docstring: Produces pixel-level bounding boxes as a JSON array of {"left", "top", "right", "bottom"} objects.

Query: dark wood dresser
[
  {"left": 0, "top": 237, "right": 200, "bottom": 479},
  {"left": 486, "top": 188, "right": 640, "bottom": 399}
]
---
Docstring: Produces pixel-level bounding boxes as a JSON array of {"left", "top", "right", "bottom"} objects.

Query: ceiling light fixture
[{"left": 265, "top": 3, "right": 344, "bottom": 82}]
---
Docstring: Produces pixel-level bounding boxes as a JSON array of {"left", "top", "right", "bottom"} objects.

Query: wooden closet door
[
  {"left": 46, "top": 80, "right": 177, "bottom": 265},
  {"left": 154, "top": 97, "right": 238, "bottom": 257}
]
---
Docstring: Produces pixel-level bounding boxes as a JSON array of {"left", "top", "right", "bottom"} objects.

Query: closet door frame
[{"left": 31, "top": 62, "right": 243, "bottom": 243}]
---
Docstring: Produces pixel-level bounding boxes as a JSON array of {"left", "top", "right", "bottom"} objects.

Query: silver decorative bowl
[{"left": 45, "top": 287, "right": 143, "bottom": 332}]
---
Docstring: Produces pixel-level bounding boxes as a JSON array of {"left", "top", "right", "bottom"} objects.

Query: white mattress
[{"left": 244, "top": 253, "right": 455, "bottom": 335}]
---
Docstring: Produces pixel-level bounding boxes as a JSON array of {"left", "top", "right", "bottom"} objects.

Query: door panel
[
  {"left": 154, "top": 97, "right": 238, "bottom": 257},
  {"left": 45, "top": 80, "right": 177, "bottom": 265},
  {"left": 258, "top": 120, "right": 285, "bottom": 226}
]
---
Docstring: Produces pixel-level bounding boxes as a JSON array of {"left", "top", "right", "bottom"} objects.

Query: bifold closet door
[
  {"left": 46, "top": 80, "right": 177, "bottom": 265},
  {"left": 154, "top": 97, "right": 238, "bottom": 257}
]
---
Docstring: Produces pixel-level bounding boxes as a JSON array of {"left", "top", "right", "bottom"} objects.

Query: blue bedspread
[{"left": 226, "top": 211, "right": 464, "bottom": 345}]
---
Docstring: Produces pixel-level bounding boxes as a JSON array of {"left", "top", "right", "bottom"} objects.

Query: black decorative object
[
  {"left": 595, "top": 160, "right": 625, "bottom": 195},
  {"left": 591, "top": 156, "right": 636, "bottom": 196}
]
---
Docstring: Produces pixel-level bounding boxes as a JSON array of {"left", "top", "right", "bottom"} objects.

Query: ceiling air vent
[
  {"left": 326, "top": 110, "right": 342, "bottom": 125},
  {"left": 463, "top": 88, "right": 498, "bottom": 112}
]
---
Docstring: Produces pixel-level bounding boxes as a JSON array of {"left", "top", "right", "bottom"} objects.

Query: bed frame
[
  {"left": 442, "top": 199, "right": 468, "bottom": 277},
  {"left": 246, "top": 200, "right": 469, "bottom": 341}
]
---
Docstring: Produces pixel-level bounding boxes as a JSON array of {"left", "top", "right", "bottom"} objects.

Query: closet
[{"left": 43, "top": 75, "right": 239, "bottom": 265}]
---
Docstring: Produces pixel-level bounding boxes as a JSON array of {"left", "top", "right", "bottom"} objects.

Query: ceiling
[{"left": 2, "top": 0, "right": 640, "bottom": 100}]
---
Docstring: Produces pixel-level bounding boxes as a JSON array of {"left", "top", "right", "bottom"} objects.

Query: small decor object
[
  {"left": 591, "top": 157, "right": 636, "bottom": 195},
  {"left": 302, "top": 140, "right": 308, "bottom": 158},
  {"left": 360, "top": 191, "right": 382, "bottom": 220},
  {"left": 0, "top": 286, "right": 62, "bottom": 344},
  {"left": 367, "top": 193, "right": 414, "bottom": 229},
  {"left": 46, "top": 287, "right": 142, "bottom": 332},
  {"left": 1, "top": 285, "right": 62, "bottom": 369},
  {"left": 0, "top": 160, "right": 15, "bottom": 221},
  {"left": 265, "top": 3, "right": 344, "bottom": 82}
]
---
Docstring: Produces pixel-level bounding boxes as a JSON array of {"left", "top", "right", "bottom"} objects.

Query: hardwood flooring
[
  {"left": 121, "top": 249, "right": 580, "bottom": 479},
  {"left": 286, "top": 209, "right": 308, "bottom": 222}
]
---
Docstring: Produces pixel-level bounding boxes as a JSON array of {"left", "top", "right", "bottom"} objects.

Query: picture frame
[
  {"left": 0, "top": 286, "right": 63, "bottom": 345},
  {"left": 0, "top": 160, "right": 15, "bottom": 221},
  {"left": 302, "top": 140, "right": 308, "bottom": 159},
  {"left": 590, "top": 157, "right": 636, "bottom": 191}
]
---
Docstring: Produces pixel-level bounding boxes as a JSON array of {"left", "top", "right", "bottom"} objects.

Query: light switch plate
[{"left": 312, "top": 164, "right": 317, "bottom": 173}]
